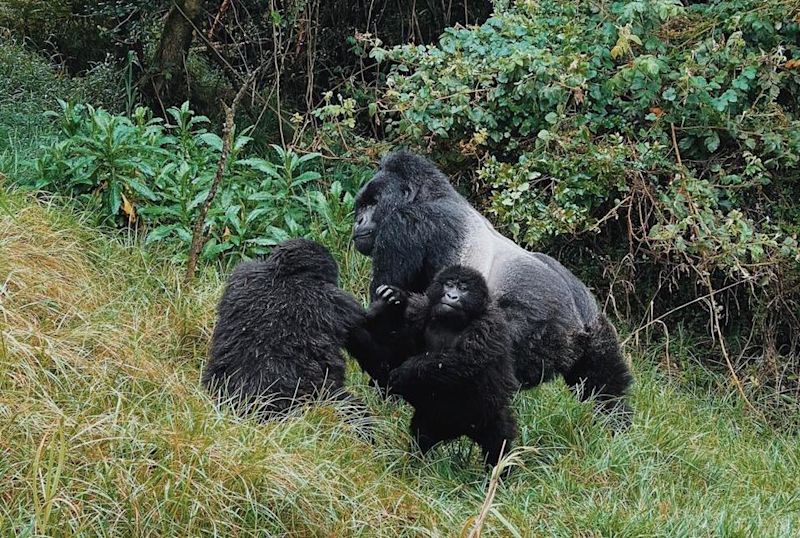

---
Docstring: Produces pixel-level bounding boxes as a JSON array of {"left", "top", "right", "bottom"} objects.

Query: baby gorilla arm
[
  {"left": 388, "top": 315, "right": 505, "bottom": 395},
  {"left": 388, "top": 349, "right": 483, "bottom": 395}
]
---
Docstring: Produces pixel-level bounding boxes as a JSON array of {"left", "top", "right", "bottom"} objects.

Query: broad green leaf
[
  {"left": 198, "top": 132, "right": 224, "bottom": 151},
  {"left": 146, "top": 225, "right": 176, "bottom": 243}
]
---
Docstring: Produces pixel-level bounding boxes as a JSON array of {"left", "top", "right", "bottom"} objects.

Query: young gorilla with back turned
[
  {"left": 202, "top": 238, "right": 366, "bottom": 418},
  {"left": 368, "top": 265, "right": 518, "bottom": 467}
]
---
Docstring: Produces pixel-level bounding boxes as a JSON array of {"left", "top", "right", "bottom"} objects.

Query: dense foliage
[
  {"left": 2, "top": 0, "right": 800, "bottom": 384},
  {"left": 25, "top": 101, "right": 355, "bottom": 265},
  {"left": 333, "top": 0, "right": 800, "bottom": 375}
]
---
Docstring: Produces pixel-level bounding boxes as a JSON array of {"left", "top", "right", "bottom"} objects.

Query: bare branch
[{"left": 185, "top": 76, "right": 255, "bottom": 283}]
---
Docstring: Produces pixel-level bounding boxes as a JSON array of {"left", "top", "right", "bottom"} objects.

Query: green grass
[
  {"left": 0, "top": 40, "right": 67, "bottom": 176},
  {"left": 1, "top": 189, "right": 799, "bottom": 537}
]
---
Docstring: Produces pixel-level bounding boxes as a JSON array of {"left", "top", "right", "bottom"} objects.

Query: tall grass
[{"left": 1, "top": 189, "right": 799, "bottom": 536}]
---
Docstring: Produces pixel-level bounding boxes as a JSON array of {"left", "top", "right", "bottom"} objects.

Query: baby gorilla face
[
  {"left": 433, "top": 279, "right": 468, "bottom": 317},
  {"left": 428, "top": 265, "right": 489, "bottom": 325}
]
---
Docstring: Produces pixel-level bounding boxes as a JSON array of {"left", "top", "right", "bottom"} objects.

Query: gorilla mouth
[
  {"left": 352, "top": 231, "right": 375, "bottom": 255},
  {"left": 438, "top": 302, "right": 460, "bottom": 312}
]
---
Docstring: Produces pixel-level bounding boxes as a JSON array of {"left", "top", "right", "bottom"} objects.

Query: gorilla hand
[
  {"left": 377, "top": 285, "right": 406, "bottom": 306},
  {"left": 367, "top": 284, "right": 408, "bottom": 320}
]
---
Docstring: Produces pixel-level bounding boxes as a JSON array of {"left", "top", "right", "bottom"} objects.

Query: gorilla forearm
[
  {"left": 345, "top": 326, "right": 394, "bottom": 386},
  {"left": 347, "top": 289, "right": 429, "bottom": 389},
  {"left": 390, "top": 330, "right": 509, "bottom": 394},
  {"left": 389, "top": 350, "right": 485, "bottom": 394}
]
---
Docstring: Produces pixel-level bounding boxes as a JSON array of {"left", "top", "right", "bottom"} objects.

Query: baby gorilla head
[{"left": 427, "top": 265, "right": 489, "bottom": 326}]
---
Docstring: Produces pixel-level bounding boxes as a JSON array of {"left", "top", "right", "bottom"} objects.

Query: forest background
[{"left": 0, "top": 0, "right": 799, "bottom": 535}]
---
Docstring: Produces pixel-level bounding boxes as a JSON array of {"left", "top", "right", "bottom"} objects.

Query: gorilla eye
[
  {"left": 444, "top": 280, "right": 455, "bottom": 287},
  {"left": 457, "top": 282, "right": 468, "bottom": 291}
]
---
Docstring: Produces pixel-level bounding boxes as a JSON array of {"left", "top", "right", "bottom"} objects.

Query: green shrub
[
  {"left": 324, "top": 0, "right": 800, "bottom": 379},
  {"left": 0, "top": 38, "right": 72, "bottom": 164},
  {"left": 23, "top": 101, "right": 352, "bottom": 265},
  {"left": 0, "top": 0, "right": 149, "bottom": 72}
]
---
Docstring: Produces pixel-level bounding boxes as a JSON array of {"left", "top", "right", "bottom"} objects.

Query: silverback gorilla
[
  {"left": 203, "top": 238, "right": 366, "bottom": 417},
  {"left": 370, "top": 266, "right": 518, "bottom": 466},
  {"left": 352, "top": 151, "right": 633, "bottom": 415}
]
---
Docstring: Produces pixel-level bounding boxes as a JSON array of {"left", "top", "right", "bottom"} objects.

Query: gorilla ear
[{"left": 402, "top": 184, "right": 418, "bottom": 203}]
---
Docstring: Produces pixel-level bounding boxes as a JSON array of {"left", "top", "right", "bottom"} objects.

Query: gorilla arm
[
  {"left": 331, "top": 288, "right": 367, "bottom": 325},
  {"left": 388, "top": 309, "right": 511, "bottom": 394},
  {"left": 346, "top": 287, "right": 428, "bottom": 388}
]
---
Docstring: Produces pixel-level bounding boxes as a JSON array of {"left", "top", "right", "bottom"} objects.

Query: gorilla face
[
  {"left": 352, "top": 202, "right": 377, "bottom": 254},
  {"left": 352, "top": 168, "right": 414, "bottom": 255},
  {"left": 427, "top": 266, "right": 489, "bottom": 327}
]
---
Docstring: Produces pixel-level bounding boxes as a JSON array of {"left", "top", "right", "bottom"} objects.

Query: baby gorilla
[
  {"left": 372, "top": 266, "right": 519, "bottom": 467},
  {"left": 202, "top": 238, "right": 366, "bottom": 418}
]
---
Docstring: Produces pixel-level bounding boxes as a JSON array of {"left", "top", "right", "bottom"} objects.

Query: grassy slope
[{"left": 1, "top": 189, "right": 799, "bottom": 537}]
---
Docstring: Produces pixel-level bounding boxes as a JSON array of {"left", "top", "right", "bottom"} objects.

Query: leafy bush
[
  {"left": 327, "top": 0, "right": 800, "bottom": 380},
  {"left": 24, "top": 101, "right": 351, "bottom": 265},
  {"left": 0, "top": 0, "right": 152, "bottom": 72},
  {"left": 0, "top": 37, "right": 132, "bottom": 160}
]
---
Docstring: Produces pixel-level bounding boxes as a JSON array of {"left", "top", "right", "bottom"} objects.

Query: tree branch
[{"left": 184, "top": 76, "right": 254, "bottom": 283}]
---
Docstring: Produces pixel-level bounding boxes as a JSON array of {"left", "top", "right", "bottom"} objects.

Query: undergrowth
[
  {"left": 1, "top": 189, "right": 798, "bottom": 536},
  {"left": 323, "top": 0, "right": 800, "bottom": 385}
]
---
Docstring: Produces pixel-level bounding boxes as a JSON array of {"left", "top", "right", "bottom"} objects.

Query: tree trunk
[{"left": 151, "top": 0, "right": 205, "bottom": 107}]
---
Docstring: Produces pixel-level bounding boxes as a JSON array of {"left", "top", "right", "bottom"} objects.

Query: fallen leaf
[{"left": 121, "top": 193, "right": 136, "bottom": 224}]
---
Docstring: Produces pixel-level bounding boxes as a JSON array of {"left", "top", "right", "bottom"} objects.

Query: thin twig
[
  {"left": 700, "top": 272, "right": 756, "bottom": 412},
  {"left": 621, "top": 277, "right": 754, "bottom": 347},
  {"left": 270, "top": 0, "right": 286, "bottom": 146},
  {"left": 670, "top": 122, "right": 682, "bottom": 168},
  {"left": 207, "top": 0, "right": 232, "bottom": 40},
  {"left": 184, "top": 76, "right": 254, "bottom": 283}
]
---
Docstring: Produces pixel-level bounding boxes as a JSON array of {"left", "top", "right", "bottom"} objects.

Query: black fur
[
  {"left": 352, "top": 151, "right": 633, "bottom": 417},
  {"left": 372, "top": 266, "right": 518, "bottom": 467},
  {"left": 202, "top": 238, "right": 366, "bottom": 418}
]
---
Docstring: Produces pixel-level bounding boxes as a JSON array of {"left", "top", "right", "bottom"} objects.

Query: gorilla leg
[
  {"left": 471, "top": 407, "right": 517, "bottom": 467},
  {"left": 410, "top": 413, "right": 454, "bottom": 455},
  {"left": 563, "top": 315, "right": 633, "bottom": 424},
  {"left": 510, "top": 318, "right": 575, "bottom": 389}
]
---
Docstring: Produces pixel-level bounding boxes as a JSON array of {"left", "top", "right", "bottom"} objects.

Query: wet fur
[
  {"left": 203, "top": 239, "right": 366, "bottom": 418},
  {"left": 375, "top": 266, "right": 519, "bottom": 466}
]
